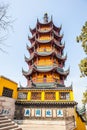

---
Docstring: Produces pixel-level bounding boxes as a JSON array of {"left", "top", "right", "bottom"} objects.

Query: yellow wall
[
  {"left": 41, "top": 91, "right": 45, "bottom": 101},
  {"left": 70, "top": 91, "right": 74, "bottom": 101},
  {"left": 74, "top": 110, "right": 86, "bottom": 130},
  {"left": 0, "top": 76, "right": 18, "bottom": 99},
  {"left": 56, "top": 91, "right": 59, "bottom": 101}
]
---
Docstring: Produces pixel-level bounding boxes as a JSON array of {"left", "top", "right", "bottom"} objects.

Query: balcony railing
[
  {"left": 33, "top": 77, "right": 63, "bottom": 83},
  {"left": 38, "top": 28, "right": 52, "bottom": 33},
  {"left": 37, "top": 38, "right": 52, "bottom": 43},
  {"left": 33, "top": 79, "right": 54, "bottom": 83}
]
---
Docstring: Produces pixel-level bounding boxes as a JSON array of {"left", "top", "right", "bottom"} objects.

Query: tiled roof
[
  {"left": 18, "top": 84, "right": 73, "bottom": 90},
  {"left": 16, "top": 100, "right": 77, "bottom": 106},
  {"left": 22, "top": 65, "right": 69, "bottom": 77},
  {"left": 25, "top": 51, "right": 66, "bottom": 63},
  {"left": 76, "top": 106, "right": 86, "bottom": 122}
]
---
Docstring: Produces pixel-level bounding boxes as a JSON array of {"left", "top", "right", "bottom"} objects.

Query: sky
[{"left": 0, "top": 0, "right": 87, "bottom": 106}]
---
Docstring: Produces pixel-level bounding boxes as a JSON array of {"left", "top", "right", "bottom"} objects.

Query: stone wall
[
  {"left": 0, "top": 96, "right": 16, "bottom": 119},
  {"left": 15, "top": 104, "right": 75, "bottom": 120}
]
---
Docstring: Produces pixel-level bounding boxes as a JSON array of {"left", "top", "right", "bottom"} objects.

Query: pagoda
[{"left": 15, "top": 14, "right": 77, "bottom": 129}]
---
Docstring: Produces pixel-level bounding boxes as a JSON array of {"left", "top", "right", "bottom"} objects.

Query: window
[
  {"left": 18, "top": 92, "right": 27, "bottom": 99},
  {"left": 2, "top": 87, "right": 13, "bottom": 98},
  {"left": 59, "top": 92, "right": 70, "bottom": 100},
  {"left": 45, "top": 92, "right": 55, "bottom": 100},
  {"left": 31, "top": 92, "right": 41, "bottom": 100}
]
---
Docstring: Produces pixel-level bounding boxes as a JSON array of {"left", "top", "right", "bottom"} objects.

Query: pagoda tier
[
  {"left": 30, "top": 27, "right": 62, "bottom": 36},
  {"left": 30, "top": 17, "right": 61, "bottom": 35},
  {"left": 28, "top": 29, "right": 63, "bottom": 43},
  {"left": 27, "top": 39, "right": 65, "bottom": 53},
  {"left": 25, "top": 51, "right": 67, "bottom": 65},
  {"left": 22, "top": 64, "right": 69, "bottom": 88}
]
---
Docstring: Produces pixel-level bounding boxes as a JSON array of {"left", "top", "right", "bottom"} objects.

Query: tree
[
  {"left": 0, "top": 4, "right": 12, "bottom": 53},
  {"left": 76, "top": 21, "right": 87, "bottom": 77},
  {"left": 76, "top": 21, "right": 87, "bottom": 104}
]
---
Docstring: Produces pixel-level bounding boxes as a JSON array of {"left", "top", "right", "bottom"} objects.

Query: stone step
[
  {"left": 0, "top": 124, "right": 18, "bottom": 130},
  {"left": 0, "top": 121, "right": 15, "bottom": 127},
  {"left": 0, "top": 115, "right": 5, "bottom": 117},
  {"left": 0, "top": 115, "right": 22, "bottom": 130},
  {"left": 0, "top": 119, "right": 11, "bottom": 124},
  {"left": 11, "top": 127, "right": 22, "bottom": 130},
  {"left": 0, "top": 116, "right": 8, "bottom": 120}
]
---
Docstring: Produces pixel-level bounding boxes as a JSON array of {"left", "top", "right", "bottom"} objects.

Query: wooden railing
[{"left": 33, "top": 79, "right": 54, "bottom": 83}]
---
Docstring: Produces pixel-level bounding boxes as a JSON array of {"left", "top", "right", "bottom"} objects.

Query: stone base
[
  {"left": 15, "top": 104, "right": 75, "bottom": 120},
  {"left": 0, "top": 96, "right": 16, "bottom": 119}
]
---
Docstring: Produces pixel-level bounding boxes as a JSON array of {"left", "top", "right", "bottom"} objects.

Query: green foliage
[
  {"left": 77, "top": 22, "right": 87, "bottom": 104},
  {"left": 79, "top": 58, "right": 87, "bottom": 77},
  {"left": 77, "top": 21, "right": 87, "bottom": 77},
  {"left": 76, "top": 21, "right": 87, "bottom": 54},
  {"left": 82, "top": 90, "right": 87, "bottom": 104}
]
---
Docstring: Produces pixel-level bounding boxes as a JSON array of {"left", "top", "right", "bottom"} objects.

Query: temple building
[{"left": 0, "top": 14, "right": 86, "bottom": 130}]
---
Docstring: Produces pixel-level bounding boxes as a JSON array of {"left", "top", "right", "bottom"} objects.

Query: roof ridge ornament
[
  {"left": 51, "top": 15, "right": 53, "bottom": 22},
  {"left": 43, "top": 13, "right": 48, "bottom": 23},
  {"left": 60, "top": 24, "right": 62, "bottom": 29}
]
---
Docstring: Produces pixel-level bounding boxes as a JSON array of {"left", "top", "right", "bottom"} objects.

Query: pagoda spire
[{"left": 43, "top": 13, "right": 48, "bottom": 23}]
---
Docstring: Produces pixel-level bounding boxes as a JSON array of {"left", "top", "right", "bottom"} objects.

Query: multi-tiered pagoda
[{"left": 15, "top": 14, "right": 77, "bottom": 126}]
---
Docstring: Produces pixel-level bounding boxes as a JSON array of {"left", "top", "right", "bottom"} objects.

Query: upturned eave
[
  {"left": 29, "top": 27, "right": 36, "bottom": 35},
  {"left": 22, "top": 65, "right": 69, "bottom": 78}
]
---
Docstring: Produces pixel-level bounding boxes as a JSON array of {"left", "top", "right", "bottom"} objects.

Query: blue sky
[{"left": 0, "top": 0, "right": 87, "bottom": 106}]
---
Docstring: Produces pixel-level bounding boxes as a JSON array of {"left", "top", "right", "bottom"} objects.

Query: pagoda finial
[
  {"left": 60, "top": 24, "right": 62, "bottom": 29},
  {"left": 71, "top": 82, "right": 73, "bottom": 88},
  {"left": 37, "top": 18, "right": 39, "bottom": 23},
  {"left": 51, "top": 15, "right": 53, "bottom": 22},
  {"left": 43, "top": 13, "right": 48, "bottom": 23}
]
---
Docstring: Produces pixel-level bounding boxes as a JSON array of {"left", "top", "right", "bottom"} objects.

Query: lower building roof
[
  {"left": 18, "top": 85, "right": 73, "bottom": 91},
  {"left": 15, "top": 100, "right": 77, "bottom": 106}
]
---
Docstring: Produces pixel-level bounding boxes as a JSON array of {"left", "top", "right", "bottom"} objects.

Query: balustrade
[{"left": 33, "top": 78, "right": 54, "bottom": 83}]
